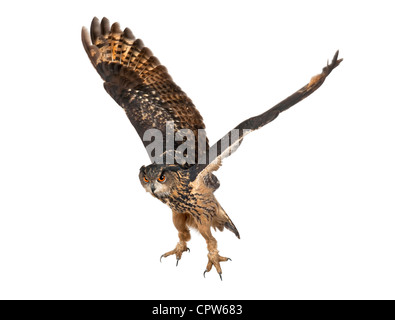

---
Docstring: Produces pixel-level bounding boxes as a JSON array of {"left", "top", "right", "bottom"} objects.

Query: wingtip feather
[
  {"left": 111, "top": 22, "right": 122, "bottom": 34},
  {"left": 124, "top": 27, "right": 135, "bottom": 41},
  {"left": 81, "top": 26, "right": 91, "bottom": 53},
  {"left": 101, "top": 17, "right": 110, "bottom": 36},
  {"left": 90, "top": 17, "right": 101, "bottom": 43}
]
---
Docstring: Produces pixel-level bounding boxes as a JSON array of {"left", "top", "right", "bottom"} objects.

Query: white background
[{"left": 1, "top": 0, "right": 394, "bottom": 300}]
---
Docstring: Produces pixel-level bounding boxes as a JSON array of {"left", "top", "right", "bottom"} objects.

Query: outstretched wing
[
  {"left": 192, "top": 51, "right": 343, "bottom": 183},
  {"left": 82, "top": 17, "right": 208, "bottom": 163}
]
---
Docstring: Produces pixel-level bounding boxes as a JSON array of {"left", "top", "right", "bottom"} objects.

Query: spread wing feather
[
  {"left": 193, "top": 51, "right": 343, "bottom": 181},
  {"left": 82, "top": 17, "right": 207, "bottom": 163}
]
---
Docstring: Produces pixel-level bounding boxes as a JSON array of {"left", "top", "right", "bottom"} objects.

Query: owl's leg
[
  {"left": 198, "top": 223, "right": 231, "bottom": 280},
  {"left": 160, "top": 211, "right": 191, "bottom": 266}
]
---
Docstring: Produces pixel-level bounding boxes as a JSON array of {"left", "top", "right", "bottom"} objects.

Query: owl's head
[{"left": 139, "top": 164, "right": 183, "bottom": 199}]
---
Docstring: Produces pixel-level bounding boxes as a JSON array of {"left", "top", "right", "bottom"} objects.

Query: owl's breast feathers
[
  {"left": 156, "top": 168, "right": 239, "bottom": 238},
  {"left": 165, "top": 170, "right": 215, "bottom": 218}
]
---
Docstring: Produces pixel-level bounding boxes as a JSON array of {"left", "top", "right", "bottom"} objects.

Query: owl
[{"left": 82, "top": 17, "right": 342, "bottom": 279}]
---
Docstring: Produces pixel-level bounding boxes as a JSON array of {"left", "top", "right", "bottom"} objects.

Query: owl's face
[{"left": 139, "top": 164, "right": 182, "bottom": 199}]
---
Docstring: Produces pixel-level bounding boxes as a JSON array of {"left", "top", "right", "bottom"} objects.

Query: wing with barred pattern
[{"left": 82, "top": 17, "right": 208, "bottom": 163}]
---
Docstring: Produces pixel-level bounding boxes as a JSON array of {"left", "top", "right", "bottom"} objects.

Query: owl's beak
[{"left": 150, "top": 184, "right": 156, "bottom": 194}]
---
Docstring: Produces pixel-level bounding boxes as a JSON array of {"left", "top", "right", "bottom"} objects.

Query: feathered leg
[
  {"left": 198, "top": 223, "right": 231, "bottom": 280},
  {"left": 160, "top": 211, "right": 191, "bottom": 265}
]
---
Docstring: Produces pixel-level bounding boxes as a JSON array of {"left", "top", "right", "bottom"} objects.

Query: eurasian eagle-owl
[{"left": 82, "top": 17, "right": 342, "bottom": 279}]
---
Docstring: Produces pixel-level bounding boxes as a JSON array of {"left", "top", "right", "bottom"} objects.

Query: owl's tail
[{"left": 216, "top": 205, "right": 240, "bottom": 239}]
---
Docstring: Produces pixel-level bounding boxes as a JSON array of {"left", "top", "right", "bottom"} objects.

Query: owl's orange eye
[
  {"left": 157, "top": 174, "right": 166, "bottom": 183},
  {"left": 143, "top": 176, "right": 149, "bottom": 183}
]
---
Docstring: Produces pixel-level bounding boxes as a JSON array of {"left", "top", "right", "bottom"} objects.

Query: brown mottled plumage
[
  {"left": 82, "top": 17, "right": 208, "bottom": 163},
  {"left": 82, "top": 17, "right": 342, "bottom": 279}
]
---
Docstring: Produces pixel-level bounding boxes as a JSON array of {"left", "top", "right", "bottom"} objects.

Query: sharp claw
[
  {"left": 176, "top": 259, "right": 179, "bottom": 267},
  {"left": 203, "top": 270, "right": 207, "bottom": 278},
  {"left": 186, "top": 247, "right": 190, "bottom": 253},
  {"left": 219, "top": 273, "right": 223, "bottom": 281},
  {"left": 160, "top": 255, "right": 164, "bottom": 263},
  {"left": 227, "top": 258, "right": 232, "bottom": 261}
]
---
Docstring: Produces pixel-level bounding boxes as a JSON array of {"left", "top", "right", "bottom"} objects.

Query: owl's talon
[
  {"left": 160, "top": 242, "right": 189, "bottom": 265},
  {"left": 203, "top": 251, "right": 230, "bottom": 279},
  {"left": 203, "top": 269, "right": 224, "bottom": 281}
]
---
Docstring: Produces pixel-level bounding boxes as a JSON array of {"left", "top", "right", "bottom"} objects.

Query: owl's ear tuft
[{"left": 139, "top": 165, "right": 146, "bottom": 173}]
